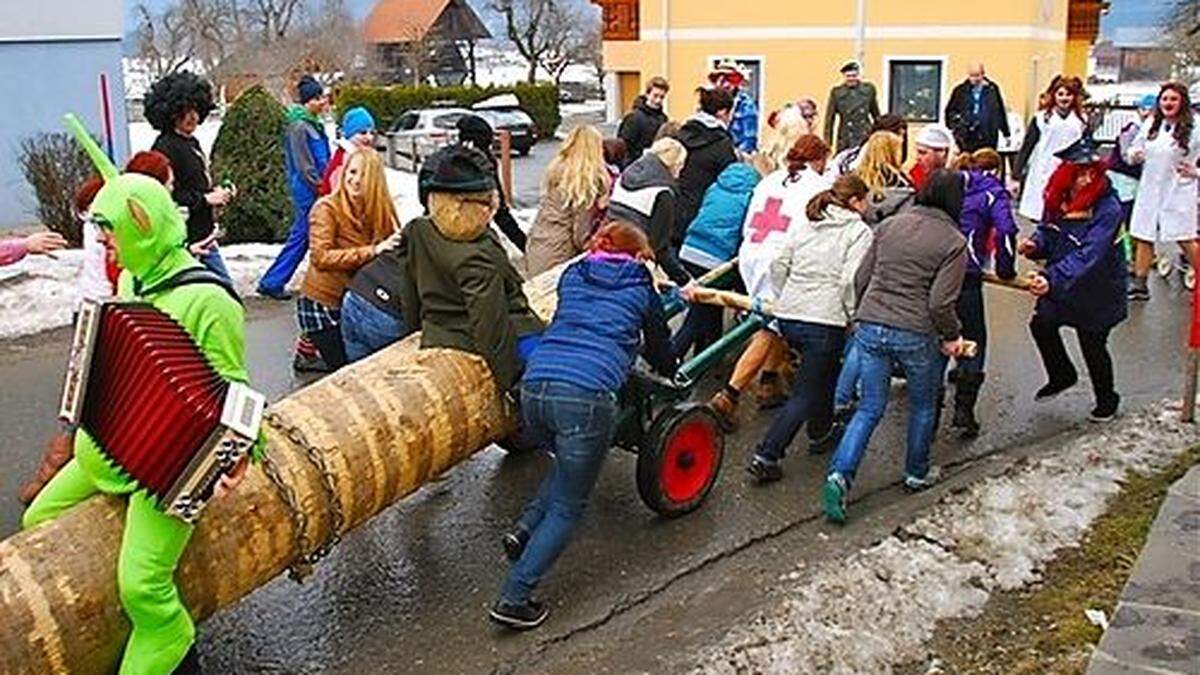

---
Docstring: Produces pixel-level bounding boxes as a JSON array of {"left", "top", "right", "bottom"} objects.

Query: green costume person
[{"left": 22, "top": 116, "right": 263, "bottom": 675}]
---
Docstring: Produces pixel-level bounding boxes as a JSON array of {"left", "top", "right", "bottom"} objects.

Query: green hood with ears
[{"left": 65, "top": 113, "right": 197, "bottom": 290}]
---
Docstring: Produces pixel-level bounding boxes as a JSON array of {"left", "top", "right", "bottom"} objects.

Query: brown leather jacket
[{"left": 301, "top": 198, "right": 395, "bottom": 307}]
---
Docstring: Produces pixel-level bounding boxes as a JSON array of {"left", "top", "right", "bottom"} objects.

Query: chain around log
[{"left": 263, "top": 410, "right": 348, "bottom": 580}]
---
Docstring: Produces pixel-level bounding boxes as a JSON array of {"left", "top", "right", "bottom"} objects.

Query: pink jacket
[{"left": 0, "top": 238, "right": 27, "bottom": 266}]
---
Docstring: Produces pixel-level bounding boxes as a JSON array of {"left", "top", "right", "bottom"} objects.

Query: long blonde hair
[
  {"left": 855, "top": 132, "right": 906, "bottom": 197},
  {"left": 543, "top": 125, "right": 610, "bottom": 212},
  {"left": 326, "top": 148, "right": 398, "bottom": 241}
]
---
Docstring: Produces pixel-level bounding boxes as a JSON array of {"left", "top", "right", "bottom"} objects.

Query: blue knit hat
[
  {"left": 341, "top": 107, "right": 375, "bottom": 138},
  {"left": 297, "top": 75, "right": 324, "bottom": 104}
]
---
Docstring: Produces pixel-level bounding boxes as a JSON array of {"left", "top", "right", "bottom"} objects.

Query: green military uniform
[
  {"left": 23, "top": 158, "right": 261, "bottom": 674},
  {"left": 824, "top": 82, "right": 881, "bottom": 153}
]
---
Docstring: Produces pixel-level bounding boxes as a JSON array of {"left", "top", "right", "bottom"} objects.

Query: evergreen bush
[
  {"left": 335, "top": 82, "right": 561, "bottom": 139},
  {"left": 18, "top": 132, "right": 94, "bottom": 246},
  {"left": 211, "top": 85, "right": 292, "bottom": 243}
]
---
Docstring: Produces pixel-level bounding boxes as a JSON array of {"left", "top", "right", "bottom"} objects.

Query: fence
[{"left": 1085, "top": 103, "right": 1141, "bottom": 144}]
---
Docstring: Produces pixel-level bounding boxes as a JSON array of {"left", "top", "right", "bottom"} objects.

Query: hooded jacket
[
  {"left": 608, "top": 153, "right": 691, "bottom": 285},
  {"left": 525, "top": 184, "right": 603, "bottom": 277},
  {"left": 401, "top": 194, "right": 545, "bottom": 389},
  {"left": 1028, "top": 191, "right": 1128, "bottom": 331},
  {"left": 618, "top": 96, "right": 668, "bottom": 165},
  {"left": 679, "top": 163, "right": 760, "bottom": 270},
  {"left": 959, "top": 169, "right": 1018, "bottom": 278},
  {"left": 284, "top": 105, "right": 331, "bottom": 204},
  {"left": 77, "top": 173, "right": 259, "bottom": 492},
  {"left": 770, "top": 204, "right": 873, "bottom": 327},
  {"left": 522, "top": 254, "right": 675, "bottom": 392},
  {"left": 675, "top": 113, "right": 737, "bottom": 244}
]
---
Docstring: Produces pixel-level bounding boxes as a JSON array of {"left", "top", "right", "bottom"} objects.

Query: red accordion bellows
[{"left": 82, "top": 305, "right": 229, "bottom": 501}]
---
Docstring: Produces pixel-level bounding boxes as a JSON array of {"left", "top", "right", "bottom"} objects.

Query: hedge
[
  {"left": 334, "top": 82, "right": 561, "bottom": 139},
  {"left": 211, "top": 85, "right": 293, "bottom": 244}
]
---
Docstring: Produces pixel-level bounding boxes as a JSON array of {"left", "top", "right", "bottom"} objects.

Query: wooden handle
[{"left": 981, "top": 271, "right": 1035, "bottom": 290}]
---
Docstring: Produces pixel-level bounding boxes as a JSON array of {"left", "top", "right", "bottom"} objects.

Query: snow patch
[{"left": 695, "top": 405, "right": 1200, "bottom": 674}]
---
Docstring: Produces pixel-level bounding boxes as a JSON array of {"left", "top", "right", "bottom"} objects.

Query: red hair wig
[
  {"left": 589, "top": 220, "right": 654, "bottom": 260},
  {"left": 124, "top": 150, "right": 173, "bottom": 186},
  {"left": 1042, "top": 160, "right": 1110, "bottom": 223}
]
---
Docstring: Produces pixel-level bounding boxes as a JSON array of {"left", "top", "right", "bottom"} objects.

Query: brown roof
[{"left": 364, "top": 0, "right": 490, "bottom": 44}]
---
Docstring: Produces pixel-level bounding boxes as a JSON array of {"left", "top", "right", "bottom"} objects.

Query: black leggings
[
  {"left": 1029, "top": 314, "right": 1115, "bottom": 403},
  {"left": 956, "top": 275, "right": 986, "bottom": 374}
]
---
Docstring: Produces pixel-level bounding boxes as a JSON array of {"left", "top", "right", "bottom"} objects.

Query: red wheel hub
[{"left": 661, "top": 416, "right": 719, "bottom": 504}]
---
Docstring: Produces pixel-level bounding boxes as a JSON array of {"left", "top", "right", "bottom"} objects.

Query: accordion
[{"left": 59, "top": 299, "right": 266, "bottom": 523}]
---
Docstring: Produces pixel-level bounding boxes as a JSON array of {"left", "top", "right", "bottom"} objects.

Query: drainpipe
[
  {"left": 855, "top": 0, "right": 867, "bottom": 67},
  {"left": 662, "top": 0, "right": 671, "bottom": 116}
]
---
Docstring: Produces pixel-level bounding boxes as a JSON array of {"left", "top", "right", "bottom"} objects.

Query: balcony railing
[{"left": 591, "top": 0, "right": 639, "bottom": 41}]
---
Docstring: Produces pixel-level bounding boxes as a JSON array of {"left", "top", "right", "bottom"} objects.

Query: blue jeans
[
  {"left": 340, "top": 291, "right": 408, "bottom": 363},
  {"left": 754, "top": 320, "right": 845, "bottom": 463},
  {"left": 834, "top": 338, "right": 862, "bottom": 408},
  {"left": 197, "top": 246, "right": 232, "bottom": 284},
  {"left": 829, "top": 323, "right": 942, "bottom": 486},
  {"left": 259, "top": 191, "right": 315, "bottom": 294},
  {"left": 500, "top": 380, "right": 618, "bottom": 605}
]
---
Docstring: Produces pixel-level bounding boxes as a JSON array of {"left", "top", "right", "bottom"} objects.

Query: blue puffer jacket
[
  {"left": 523, "top": 254, "right": 676, "bottom": 393},
  {"left": 679, "top": 163, "right": 761, "bottom": 270},
  {"left": 960, "top": 169, "right": 1018, "bottom": 278},
  {"left": 729, "top": 90, "right": 759, "bottom": 153},
  {"left": 283, "top": 106, "right": 331, "bottom": 205},
  {"left": 1029, "top": 191, "right": 1128, "bottom": 330}
]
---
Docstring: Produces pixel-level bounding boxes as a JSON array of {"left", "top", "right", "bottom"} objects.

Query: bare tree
[
  {"left": 245, "top": 0, "right": 305, "bottom": 41},
  {"left": 1164, "top": 0, "right": 1200, "bottom": 80},
  {"left": 135, "top": 3, "right": 195, "bottom": 78},
  {"left": 492, "top": 0, "right": 599, "bottom": 84}
]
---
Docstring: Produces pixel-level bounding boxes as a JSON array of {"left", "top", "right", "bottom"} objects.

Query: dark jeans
[
  {"left": 197, "top": 246, "right": 232, "bottom": 284},
  {"left": 671, "top": 261, "right": 722, "bottom": 361},
  {"left": 829, "top": 323, "right": 942, "bottom": 486},
  {"left": 501, "top": 380, "right": 619, "bottom": 605},
  {"left": 340, "top": 291, "right": 408, "bottom": 363},
  {"left": 955, "top": 275, "right": 986, "bottom": 374},
  {"left": 754, "top": 320, "right": 845, "bottom": 463},
  {"left": 1029, "top": 314, "right": 1116, "bottom": 405}
]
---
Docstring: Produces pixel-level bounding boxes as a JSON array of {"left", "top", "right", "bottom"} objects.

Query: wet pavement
[{"left": 0, "top": 270, "right": 1190, "bottom": 673}]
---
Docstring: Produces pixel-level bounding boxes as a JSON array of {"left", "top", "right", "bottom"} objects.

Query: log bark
[{"left": 0, "top": 268, "right": 564, "bottom": 674}]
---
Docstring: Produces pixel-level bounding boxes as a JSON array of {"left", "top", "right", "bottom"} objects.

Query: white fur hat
[{"left": 915, "top": 124, "right": 955, "bottom": 150}]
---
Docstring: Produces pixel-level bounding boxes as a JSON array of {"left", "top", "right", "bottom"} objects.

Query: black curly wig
[{"left": 144, "top": 71, "right": 216, "bottom": 132}]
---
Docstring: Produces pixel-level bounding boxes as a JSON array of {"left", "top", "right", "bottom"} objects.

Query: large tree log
[{"left": 0, "top": 269, "right": 563, "bottom": 674}]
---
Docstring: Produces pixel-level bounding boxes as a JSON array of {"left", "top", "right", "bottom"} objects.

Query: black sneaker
[
  {"left": 1127, "top": 286, "right": 1150, "bottom": 302},
  {"left": 1035, "top": 376, "right": 1077, "bottom": 401},
  {"left": 501, "top": 529, "right": 529, "bottom": 562},
  {"left": 746, "top": 456, "right": 783, "bottom": 484},
  {"left": 1090, "top": 394, "right": 1120, "bottom": 422},
  {"left": 489, "top": 599, "right": 549, "bottom": 630}
]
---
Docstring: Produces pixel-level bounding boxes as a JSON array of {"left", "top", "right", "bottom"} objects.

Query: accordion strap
[{"left": 136, "top": 267, "right": 243, "bottom": 305}]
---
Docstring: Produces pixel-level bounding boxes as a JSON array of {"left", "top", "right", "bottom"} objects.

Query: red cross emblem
[{"left": 748, "top": 197, "right": 792, "bottom": 243}]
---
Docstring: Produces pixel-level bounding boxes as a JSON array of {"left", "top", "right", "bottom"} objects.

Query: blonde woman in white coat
[
  {"left": 1016, "top": 75, "right": 1087, "bottom": 223},
  {"left": 1126, "top": 82, "right": 1200, "bottom": 301}
]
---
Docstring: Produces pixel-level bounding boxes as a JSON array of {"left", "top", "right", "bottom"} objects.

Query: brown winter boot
[
  {"left": 708, "top": 385, "right": 741, "bottom": 432},
  {"left": 19, "top": 431, "right": 74, "bottom": 505},
  {"left": 755, "top": 370, "right": 789, "bottom": 410}
]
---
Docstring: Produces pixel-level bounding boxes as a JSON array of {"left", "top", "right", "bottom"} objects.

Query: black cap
[
  {"left": 456, "top": 115, "right": 494, "bottom": 152},
  {"left": 420, "top": 145, "right": 496, "bottom": 194},
  {"left": 1054, "top": 135, "right": 1103, "bottom": 163}
]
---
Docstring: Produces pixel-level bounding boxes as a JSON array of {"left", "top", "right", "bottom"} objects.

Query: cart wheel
[{"left": 636, "top": 404, "right": 724, "bottom": 517}]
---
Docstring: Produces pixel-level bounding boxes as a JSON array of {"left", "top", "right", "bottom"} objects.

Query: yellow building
[{"left": 592, "top": 0, "right": 1105, "bottom": 144}]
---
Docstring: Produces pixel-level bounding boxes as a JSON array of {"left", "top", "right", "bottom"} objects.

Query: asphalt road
[{"left": 0, "top": 267, "right": 1192, "bottom": 673}]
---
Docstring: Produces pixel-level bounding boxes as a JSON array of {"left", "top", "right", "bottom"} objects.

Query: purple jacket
[
  {"left": 960, "top": 169, "right": 1017, "bottom": 279},
  {"left": 1029, "top": 192, "right": 1128, "bottom": 331}
]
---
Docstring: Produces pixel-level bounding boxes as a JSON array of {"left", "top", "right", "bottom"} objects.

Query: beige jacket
[
  {"left": 770, "top": 204, "right": 873, "bottom": 327},
  {"left": 524, "top": 189, "right": 599, "bottom": 276}
]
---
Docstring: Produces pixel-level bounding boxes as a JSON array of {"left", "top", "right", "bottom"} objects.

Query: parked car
[
  {"left": 474, "top": 107, "right": 538, "bottom": 157},
  {"left": 376, "top": 107, "right": 470, "bottom": 169}
]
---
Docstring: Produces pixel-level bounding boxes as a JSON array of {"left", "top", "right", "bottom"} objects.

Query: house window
[
  {"left": 709, "top": 57, "right": 763, "bottom": 106},
  {"left": 888, "top": 60, "right": 943, "bottom": 123}
]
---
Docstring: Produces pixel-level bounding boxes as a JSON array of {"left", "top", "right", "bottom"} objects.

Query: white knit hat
[{"left": 915, "top": 124, "right": 955, "bottom": 150}]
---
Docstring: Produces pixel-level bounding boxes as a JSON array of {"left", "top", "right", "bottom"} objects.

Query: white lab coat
[
  {"left": 1017, "top": 112, "right": 1085, "bottom": 221},
  {"left": 738, "top": 167, "right": 833, "bottom": 302},
  {"left": 1127, "top": 118, "right": 1200, "bottom": 242}
]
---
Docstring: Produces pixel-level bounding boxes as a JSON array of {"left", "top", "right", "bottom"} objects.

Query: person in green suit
[
  {"left": 824, "top": 61, "right": 881, "bottom": 153},
  {"left": 23, "top": 117, "right": 263, "bottom": 675}
]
